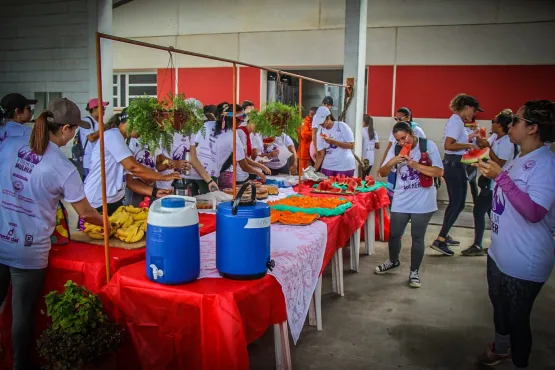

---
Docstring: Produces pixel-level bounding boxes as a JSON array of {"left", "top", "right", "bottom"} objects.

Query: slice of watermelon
[
  {"left": 479, "top": 127, "right": 487, "bottom": 139},
  {"left": 461, "top": 148, "right": 490, "bottom": 164},
  {"left": 399, "top": 144, "right": 412, "bottom": 157}
]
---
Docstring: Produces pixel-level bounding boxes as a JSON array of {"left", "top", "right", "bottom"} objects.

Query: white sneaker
[{"left": 409, "top": 270, "right": 421, "bottom": 288}]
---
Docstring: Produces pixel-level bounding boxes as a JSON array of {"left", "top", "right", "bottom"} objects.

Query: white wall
[
  {"left": 112, "top": 0, "right": 555, "bottom": 69},
  {"left": 0, "top": 0, "right": 95, "bottom": 110}
]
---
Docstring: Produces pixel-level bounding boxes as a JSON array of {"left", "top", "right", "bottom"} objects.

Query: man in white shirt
[{"left": 77, "top": 98, "right": 108, "bottom": 177}]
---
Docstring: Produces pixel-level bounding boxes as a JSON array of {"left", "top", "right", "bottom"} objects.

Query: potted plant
[
  {"left": 126, "top": 93, "right": 205, "bottom": 152},
  {"left": 247, "top": 101, "right": 300, "bottom": 141},
  {"left": 37, "top": 281, "right": 124, "bottom": 370}
]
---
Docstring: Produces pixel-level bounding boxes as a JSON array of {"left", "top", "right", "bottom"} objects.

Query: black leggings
[
  {"left": 95, "top": 199, "right": 124, "bottom": 217},
  {"left": 439, "top": 155, "right": 468, "bottom": 238},
  {"left": 473, "top": 188, "right": 492, "bottom": 246},
  {"left": 487, "top": 256, "right": 544, "bottom": 368},
  {"left": 466, "top": 165, "right": 479, "bottom": 204}
]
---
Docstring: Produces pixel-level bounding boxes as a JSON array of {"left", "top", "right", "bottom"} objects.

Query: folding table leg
[
  {"left": 274, "top": 321, "right": 292, "bottom": 370},
  {"left": 337, "top": 249, "right": 344, "bottom": 296},
  {"left": 349, "top": 228, "right": 361, "bottom": 272},
  {"left": 315, "top": 275, "right": 322, "bottom": 331},
  {"left": 378, "top": 207, "right": 385, "bottom": 241},
  {"left": 308, "top": 295, "right": 316, "bottom": 327},
  {"left": 365, "top": 210, "right": 376, "bottom": 255},
  {"left": 331, "top": 253, "right": 338, "bottom": 294}
]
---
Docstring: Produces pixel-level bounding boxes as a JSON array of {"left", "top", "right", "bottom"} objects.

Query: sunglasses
[
  {"left": 512, "top": 115, "right": 534, "bottom": 124},
  {"left": 394, "top": 116, "right": 408, "bottom": 122}
]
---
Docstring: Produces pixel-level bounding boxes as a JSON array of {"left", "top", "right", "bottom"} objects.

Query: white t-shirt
[
  {"left": 79, "top": 116, "right": 98, "bottom": 169},
  {"left": 128, "top": 138, "right": 160, "bottom": 171},
  {"left": 443, "top": 114, "right": 469, "bottom": 155},
  {"left": 217, "top": 129, "right": 247, "bottom": 181},
  {"left": 316, "top": 121, "right": 355, "bottom": 171},
  {"left": 487, "top": 133, "right": 498, "bottom": 146},
  {"left": 0, "top": 121, "right": 32, "bottom": 149},
  {"left": 84, "top": 128, "right": 132, "bottom": 208},
  {"left": 488, "top": 134, "right": 516, "bottom": 190},
  {"left": 264, "top": 134, "right": 294, "bottom": 170},
  {"left": 362, "top": 129, "right": 379, "bottom": 165},
  {"left": 489, "top": 145, "right": 555, "bottom": 283},
  {"left": 251, "top": 133, "right": 263, "bottom": 153},
  {"left": 192, "top": 121, "right": 219, "bottom": 178},
  {"left": 384, "top": 138, "right": 443, "bottom": 214},
  {"left": 156, "top": 132, "right": 195, "bottom": 190},
  {"left": 388, "top": 123, "right": 426, "bottom": 144},
  {"left": 0, "top": 138, "right": 84, "bottom": 269}
]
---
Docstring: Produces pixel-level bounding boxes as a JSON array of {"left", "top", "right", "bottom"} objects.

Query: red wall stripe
[
  {"left": 178, "top": 67, "right": 234, "bottom": 106},
  {"left": 367, "top": 66, "right": 394, "bottom": 117},
  {"left": 394, "top": 65, "right": 555, "bottom": 120},
  {"left": 156, "top": 68, "right": 176, "bottom": 100},
  {"left": 238, "top": 67, "right": 261, "bottom": 109}
]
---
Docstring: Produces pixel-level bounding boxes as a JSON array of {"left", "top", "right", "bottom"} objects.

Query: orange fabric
[{"left": 298, "top": 116, "right": 313, "bottom": 160}]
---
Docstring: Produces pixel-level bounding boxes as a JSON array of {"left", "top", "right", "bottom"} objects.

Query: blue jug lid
[{"left": 161, "top": 198, "right": 185, "bottom": 208}]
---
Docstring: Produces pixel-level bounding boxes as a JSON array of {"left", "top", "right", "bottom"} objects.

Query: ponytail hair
[
  {"left": 363, "top": 114, "right": 376, "bottom": 140},
  {"left": 30, "top": 111, "right": 57, "bottom": 155}
]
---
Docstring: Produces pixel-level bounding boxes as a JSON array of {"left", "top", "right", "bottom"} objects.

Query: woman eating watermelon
[
  {"left": 462, "top": 109, "right": 517, "bottom": 257},
  {"left": 474, "top": 100, "right": 555, "bottom": 369},
  {"left": 374, "top": 121, "right": 444, "bottom": 288},
  {"left": 312, "top": 106, "right": 356, "bottom": 177}
]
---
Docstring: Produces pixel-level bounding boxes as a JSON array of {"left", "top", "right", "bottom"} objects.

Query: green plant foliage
[
  {"left": 247, "top": 101, "right": 300, "bottom": 141},
  {"left": 38, "top": 281, "right": 124, "bottom": 370},
  {"left": 126, "top": 93, "right": 205, "bottom": 153}
]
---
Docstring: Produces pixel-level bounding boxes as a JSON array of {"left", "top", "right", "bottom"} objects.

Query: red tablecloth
[
  {"left": 0, "top": 214, "right": 217, "bottom": 368},
  {"left": 100, "top": 261, "right": 287, "bottom": 370},
  {"left": 292, "top": 185, "right": 390, "bottom": 274}
]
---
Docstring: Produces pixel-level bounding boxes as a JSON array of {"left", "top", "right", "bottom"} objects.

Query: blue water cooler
[
  {"left": 146, "top": 196, "right": 200, "bottom": 284},
  {"left": 216, "top": 183, "right": 275, "bottom": 280}
]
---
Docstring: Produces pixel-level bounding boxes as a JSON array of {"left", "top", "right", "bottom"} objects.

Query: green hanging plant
[
  {"left": 37, "top": 281, "right": 124, "bottom": 370},
  {"left": 247, "top": 101, "right": 300, "bottom": 141},
  {"left": 126, "top": 93, "right": 205, "bottom": 153}
]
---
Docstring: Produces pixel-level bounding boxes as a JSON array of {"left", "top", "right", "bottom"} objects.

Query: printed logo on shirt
[
  {"left": 13, "top": 180, "right": 24, "bottom": 193},
  {"left": 0, "top": 225, "right": 19, "bottom": 244},
  {"left": 523, "top": 160, "right": 536, "bottom": 171},
  {"left": 12, "top": 173, "right": 28, "bottom": 182},
  {"left": 490, "top": 183, "right": 505, "bottom": 235},
  {"left": 24, "top": 234, "right": 33, "bottom": 247},
  {"left": 16, "top": 145, "right": 42, "bottom": 173},
  {"left": 172, "top": 143, "right": 188, "bottom": 161},
  {"left": 135, "top": 149, "right": 156, "bottom": 169},
  {"left": 399, "top": 166, "right": 421, "bottom": 190}
]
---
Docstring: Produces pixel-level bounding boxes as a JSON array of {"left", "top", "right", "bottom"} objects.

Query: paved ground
[{"left": 248, "top": 224, "right": 555, "bottom": 370}]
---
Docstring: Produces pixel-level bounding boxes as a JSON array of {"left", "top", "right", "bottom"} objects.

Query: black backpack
[{"left": 392, "top": 138, "right": 441, "bottom": 190}]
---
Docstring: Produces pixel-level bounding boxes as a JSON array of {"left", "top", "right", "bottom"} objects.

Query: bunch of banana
[
  {"left": 116, "top": 223, "right": 145, "bottom": 243},
  {"left": 83, "top": 222, "right": 115, "bottom": 240},
  {"left": 108, "top": 208, "right": 133, "bottom": 229}
]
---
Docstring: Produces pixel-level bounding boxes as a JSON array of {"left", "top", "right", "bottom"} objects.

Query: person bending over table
[
  {"left": 0, "top": 98, "right": 105, "bottom": 370},
  {"left": 375, "top": 121, "right": 444, "bottom": 288},
  {"left": 474, "top": 100, "right": 555, "bottom": 370},
  {"left": 312, "top": 106, "right": 356, "bottom": 177},
  {"left": 84, "top": 109, "right": 181, "bottom": 216}
]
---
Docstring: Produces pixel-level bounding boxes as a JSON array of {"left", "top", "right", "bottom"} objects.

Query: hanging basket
[
  {"left": 155, "top": 110, "right": 189, "bottom": 131},
  {"left": 248, "top": 102, "right": 300, "bottom": 140}
]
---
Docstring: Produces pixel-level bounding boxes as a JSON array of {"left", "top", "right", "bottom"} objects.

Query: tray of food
[
  {"left": 223, "top": 186, "right": 268, "bottom": 200},
  {"left": 270, "top": 210, "right": 319, "bottom": 225}
]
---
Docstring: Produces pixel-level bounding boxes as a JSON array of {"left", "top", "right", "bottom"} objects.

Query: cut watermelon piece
[
  {"left": 365, "top": 175, "right": 375, "bottom": 186},
  {"left": 461, "top": 148, "right": 490, "bottom": 164},
  {"left": 320, "top": 133, "right": 328, "bottom": 138},
  {"left": 479, "top": 127, "right": 487, "bottom": 139},
  {"left": 330, "top": 187, "right": 342, "bottom": 193},
  {"left": 399, "top": 144, "right": 412, "bottom": 157}
]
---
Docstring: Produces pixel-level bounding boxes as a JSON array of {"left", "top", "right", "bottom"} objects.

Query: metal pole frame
[{"left": 95, "top": 32, "right": 352, "bottom": 282}]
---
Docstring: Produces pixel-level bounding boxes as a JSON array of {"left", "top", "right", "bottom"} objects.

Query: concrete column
[
  {"left": 343, "top": 0, "right": 367, "bottom": 174},
  {"left": 88, "top": 0, "right": 113, "bottom": 117}
]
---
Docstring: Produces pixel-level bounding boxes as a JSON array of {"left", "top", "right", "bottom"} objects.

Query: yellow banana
[
  {"left": 124, "top": 225, "right": 139, "bottom": 243},
  {"left": 83, "top": 223, "right": 102, "bottom": 233},
  {"left": 131, "top": 229, "right": 145, "bottom": 243},
  {"left": 125, "top": 205, "right": 142, "bottom": 214},
  {"left": 132, "top": 210, "right": 147, "bottom": 221},
  {"left": 88, "top": 232, "right": 104, "bottom": 240}
]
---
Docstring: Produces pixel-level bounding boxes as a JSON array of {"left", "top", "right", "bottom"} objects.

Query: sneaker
[
  {"left": 409, "top": 270, "right": 421, "bottom": 288},
  {"left": 445, "top": 235, "right": 460, "bottom": 246},
  {"left": 461, "top": 244, "right": 486, "bottom": 257},
  {"left": 375, "top": 260, "right": 400, "bottom": 274},
  {"left": 477, "top": 343, "right": 511, "bottom": 366},
  {"left": 430, "top": 240, "right": 455, "bottom": 256}
]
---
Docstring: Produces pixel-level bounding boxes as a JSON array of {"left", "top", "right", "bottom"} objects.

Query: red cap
[{"left": 87, "top": 98, "right": 109, "bottom": 110}]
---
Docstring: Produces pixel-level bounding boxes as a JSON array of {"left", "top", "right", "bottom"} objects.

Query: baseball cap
[
  {"left": 87, "top": 98, "right": 109, "bottom": 110},
  {"left": 48, "top": 98, "right": 91, "bottom": 129},
  {"left": 461, "top": 95, "right": 484, "bottom": 112},
  {"left": 312, "top": 106, "right": 331, "bottom": 126},
  {"left": 322, "top": 96, "right": 333, "bottom": 106},
  {"left": 0, "top": 93, "right": 38, "bottom": 112}
]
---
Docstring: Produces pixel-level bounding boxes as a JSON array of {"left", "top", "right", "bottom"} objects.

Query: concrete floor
[{"left": 248, "top": 224, "right": 555, "bottom": 370}]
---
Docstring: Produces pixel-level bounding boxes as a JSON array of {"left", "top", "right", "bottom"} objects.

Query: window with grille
[{"left": 113, "top": 72, "right": 158, "bottom": 109}]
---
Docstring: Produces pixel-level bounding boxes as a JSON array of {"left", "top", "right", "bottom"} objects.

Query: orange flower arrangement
[
  {"left": 271, "top": 210, "right": 319, "bottom": 225},
  {"left": 268, "top": 195, "right": 348, "bottom": 209}
]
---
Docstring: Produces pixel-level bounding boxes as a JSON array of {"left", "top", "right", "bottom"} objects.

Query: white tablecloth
[{"left": 198, "top": 220, "right": 327, "bottom": 344}]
